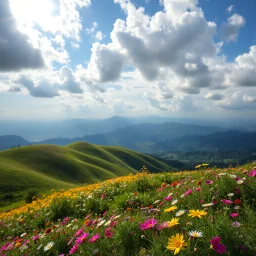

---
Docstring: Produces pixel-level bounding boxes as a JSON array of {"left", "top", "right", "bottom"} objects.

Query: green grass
[{"left": 0, "top": 142, "right": 174, "bottom": 208}]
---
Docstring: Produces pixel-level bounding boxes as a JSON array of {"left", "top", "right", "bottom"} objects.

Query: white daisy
[
  {"left": 175, "top": 210, "right": 186, "bottom": 217},
  {"left": 171, "top": 199, "right": 178, "bottom": 205},
  {"left": 227, "top": 193, "right": 234, "bottom": 197},
  {"left": 188, "top": 230, "right": 203, "bottom": 238},
  {"left": 44, "top": 242, "right": 54, "bottom": 251},
  {"left": 202, "top": 203, "right": 214, "bottom": 207}
]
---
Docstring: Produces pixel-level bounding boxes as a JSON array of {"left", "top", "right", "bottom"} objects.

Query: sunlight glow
[{"left": 10, "top": 0, "right": 54, "bottom": 26}]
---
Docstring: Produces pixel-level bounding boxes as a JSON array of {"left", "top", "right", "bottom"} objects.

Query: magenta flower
[
  {"left": 89, "top": 233, "right": 100, "bottom": 243},
  {"left": 76, "top": 233, "right": 89, "bottom": 244},
  {"left": 32, "top": 234, "right": 39, "bottom": 241},
  {"left": 221, "top": 199, "right": 233, "bottom": 204},
  {"left": 105, "top": 230, "right": 113, "bottom": 238},
  {"left": 69, "top": 244, "right": 79, "bottom": 255},
  {"left": 184, "top": 188, "right": 193, "bottom": 197},
  {"left": 75, "top": 227, "right": 84, "bottom": 237},
  {"left": 206, "top": 180, "right": 213, "bottom": 185},
  {"left": 249, "top": 170, "right": 256, "bottom": 177},
  {"left": 139, "top": 218, "right": 158, "bottom": 230},
  {"left": 196, "top": 187, "right": 201, "bottom": 192},
  {"left": 230, "top": 213, "right": 239, "bottom": 218},
  {"left": 164, "top": 195, "right": 173, "bottom": 201},
  {"left": 210, "top": 236, "right": 226, "bottom": 254}
]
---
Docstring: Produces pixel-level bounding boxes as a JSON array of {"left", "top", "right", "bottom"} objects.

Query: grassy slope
[{"left": 0, "top": 142, "right": 174, "bottom": 208}]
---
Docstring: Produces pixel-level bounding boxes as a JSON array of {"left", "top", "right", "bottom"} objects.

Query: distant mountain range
[
  {"left": 1, "top": 116, "right": 256, "bottom": 141},
  {"left": 1, "top": 121, "right": 256, "bottom": 153}
]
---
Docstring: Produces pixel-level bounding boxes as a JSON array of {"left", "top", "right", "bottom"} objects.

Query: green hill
[{"left": 0, "top": 142, "right": 174, "bottom": 208}]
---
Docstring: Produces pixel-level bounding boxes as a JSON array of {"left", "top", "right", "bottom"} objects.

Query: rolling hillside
[{"left": 0, "top": 142, "right": 174, "bottom": 207}]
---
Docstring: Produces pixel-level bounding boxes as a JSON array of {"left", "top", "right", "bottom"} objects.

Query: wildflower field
[{"left": 1, "top": 165, "right": 256, "bottom": 255}]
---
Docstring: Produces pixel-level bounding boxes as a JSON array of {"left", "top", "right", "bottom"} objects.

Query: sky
[{"left": 1, "top": 0, "right": 256, "bottom": 121}]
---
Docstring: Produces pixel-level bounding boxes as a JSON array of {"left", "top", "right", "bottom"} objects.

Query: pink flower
[
  {"left": 156, "top": 221, "right": 169, "bottom": 230},
  {"left": 232, "top": 222, "right": 241, "bottom": 227},
  {"left": 195, "top": 187, "right": 201, "bottom": 192},
  {"left": 32, "top": 234, "right": 39, "bottom": 241},
  {"left": 69, "top": 244, "right": 79, "bottom": 255},
  {"left": 164, "top": 195, "right": 173, "bottom": 201},
  {"left": 76, "top": 233, "right": 89, "bottom": 244},
  {"left": 89, "top": 234, "right": 100, "bottom": 243},
  {"left": 210, "top": 236, "right": 226, "bottom": 254},
  {"left": 184, "top": 188, "right": 193, "bottom": 197},
  {"left": 230, "top": 213, "right": 238, "bottom": 218},
  {"left": 139, "top": 218, "right": 158, "bottom": 230},
  {"left": 221, "top": 199, "right": 233, "bottom": 204},
  {"left": 75, "top": 227, "right": 84, "bottom": 237},
  {"left": 249, "top": 170, "right": 256, "bottom": 177},
  {"left": 206, "top": 180, "right": 213, "bottom": 185}
]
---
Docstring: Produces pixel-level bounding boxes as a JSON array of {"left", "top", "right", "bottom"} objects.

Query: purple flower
[
  {"left": 210, "top": 236, "right": 226, "bottom": 254},
  {"left": 206, "top": 180, "right": 213, "bottom": 185}
]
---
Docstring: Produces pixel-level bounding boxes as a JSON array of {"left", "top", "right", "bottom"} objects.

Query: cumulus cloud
[
  {"left": 205, "top": 92, "right": 224, "bottom": 101},
  {"left": 84, "top": 0, "right": 223, "bottom": 96},
  {"left": 0, "top": 0, "right": 44, "bottom": 72},
  {"left": 14, "top": 66, "right": 83, "bottom": 98},
  {"left": 17, "top": 75, "right": 59, "bottom": 98},
  {"left": 228, "top": 45, "right": 256, "bottom": 87},
  {"left": 220, "top": 14, "right": 245, "bottom": 42},
  {"left": 59, "top": 66, "right": 83, "bottom": 94},
  {"left": 40, "top": 0, "right": 91, "bottom": 41},
  {"left": 86, "top": 42, "right": 124, "bottom": 82},
  {"left": 215, "top": 91, "right": 256, "bottom": 111}
]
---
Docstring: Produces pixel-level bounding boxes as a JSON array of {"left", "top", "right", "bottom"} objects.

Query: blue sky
[{"left": 1, "top": 0, "right": 256, "bottom": 120}]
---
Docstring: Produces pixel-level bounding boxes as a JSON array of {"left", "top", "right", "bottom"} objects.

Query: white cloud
[
  {"left": 205, "top": 92, "right": 223, "bottom": 101},
  {"left": 86, "top": 22, "right": 105, "bottom": 41},
  {"left": 227, "top": 5, "right": 234, "bottom": 13},
  {"left": 95, "top": 31, "right": 104, "bottom": 41},
  {"left": 228, "top": 45, "right": 256, "bottom": 87},
  {"left": 13, "top": 66, "right": 83, "bottom": 98},
  {"left": 86, "top": 42, "right": 124, "bottom": 82},
  {"left": 220, "top": 14, "right": 245, "bottom": 42},
  {"left": 243, "top": 94, "right": 256, "bottom": 103},
  {"left": 71, "top": 42, "right": 80, "bottom": 49}
]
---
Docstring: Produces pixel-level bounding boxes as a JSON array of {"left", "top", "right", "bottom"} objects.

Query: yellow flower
[
  {"left": 164, "top": 206, "right": 177, "bottom": 213},
  {"left": 195, "top": 164, "right": 202, "bottom": 169},
  {"left": 167, "top": 233, "right": 188, "bottom": 255},
  {"left": 188, "top": 210, "right": 208, "bottom": 218},
  {"left": 168, "top": 218, "right": 179, "bottom": 228}
]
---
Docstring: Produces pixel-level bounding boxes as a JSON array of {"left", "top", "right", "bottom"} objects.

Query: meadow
[{"left": 0, "top": 164, "right": 256, "bottom": 255}]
